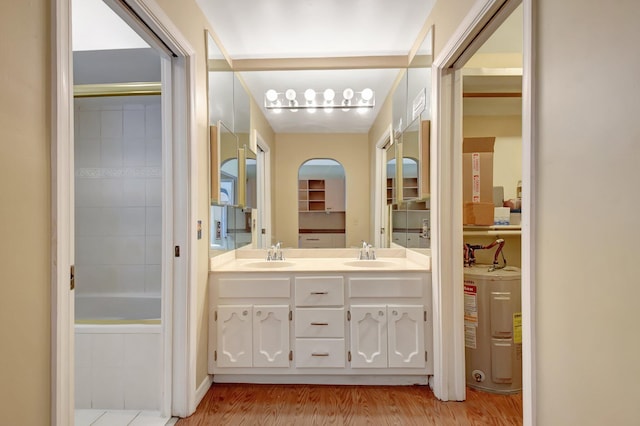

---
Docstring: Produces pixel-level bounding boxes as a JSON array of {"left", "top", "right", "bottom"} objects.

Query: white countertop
[{"left": 210, "top": 248, "right": 431, "bottom": 272}]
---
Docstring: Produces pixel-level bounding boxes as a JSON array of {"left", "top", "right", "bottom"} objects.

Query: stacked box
[{"left": 463, "top": 137, "right": 495, "bottom": 225}]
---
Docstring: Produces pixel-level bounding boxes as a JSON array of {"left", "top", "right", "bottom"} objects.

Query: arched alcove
[{"left": 297, "top": 158, "right": 346, "bottom": 248}]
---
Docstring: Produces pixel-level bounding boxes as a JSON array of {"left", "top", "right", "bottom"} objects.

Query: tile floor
[{"left": 75, "top": 409, "right": 177, "bottom": 426}]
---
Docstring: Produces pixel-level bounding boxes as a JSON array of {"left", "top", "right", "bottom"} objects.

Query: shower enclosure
[{"left": 74, "top": 93, "right": 163, "bottom": 410}]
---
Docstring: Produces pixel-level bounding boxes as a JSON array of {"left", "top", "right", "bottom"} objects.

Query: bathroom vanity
[{"left": 208, "top": 248, "right": 433, "bottom": 385}]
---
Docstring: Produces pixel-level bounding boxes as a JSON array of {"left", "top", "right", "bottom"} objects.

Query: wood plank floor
[{"left": 176, "top": 384, "right": 522, "bottom": 425}]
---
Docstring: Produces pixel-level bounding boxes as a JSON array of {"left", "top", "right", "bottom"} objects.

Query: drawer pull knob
[
  {"left": 311, "top": 291, "right": 328, "bottom": 295},
  {"left": 379, "top": 310, "right": 385, "bottom": 316},
  {"left": 310, "top": 322, "right": 329, "bottom": 326},
  {"left": 311, "top": 352, "right": 330, "bottom": 357},
  {"left": 242, "top": 310, "right": 248, "bottom": 316}
]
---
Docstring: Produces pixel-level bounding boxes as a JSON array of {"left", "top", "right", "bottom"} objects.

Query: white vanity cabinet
[
  {"left": 212, "top": 276, "right": 291, "bottom": 370},
  {"left": 209, "top": 265, "right": 433, "bottom": 383}
]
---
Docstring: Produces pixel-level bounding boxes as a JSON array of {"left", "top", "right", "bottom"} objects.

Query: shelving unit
[
  {"left": 463, "top": 225, "right": 521, "bottom": 237},
  {"left": 387, "top": 177, "right": 420, "bottom": 203},
  {"left": 308, "top": 179, "right": 326, "bottom": 211},
  {"left": 402, "top": 177, "right": 419, "bottom": 199},
  {"left": 386, "top": 178, "right": 395, "bottom": 204},
  {"left": 298, "top": 179, "right": 326, "bottom": 211}
]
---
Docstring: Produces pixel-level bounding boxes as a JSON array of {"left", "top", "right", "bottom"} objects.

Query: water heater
[{"left": 464, "top": 265, "right": 522, "bottom": 394}]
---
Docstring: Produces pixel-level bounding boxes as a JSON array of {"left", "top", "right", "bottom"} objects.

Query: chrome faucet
[
  {"left": 267, "top": 242, "right": 285, "bottom": 261},
  {"left": 359, "top": 241, "right": 375, "bottom": 260},
  {"left": 275, "top": 241, "right": 284, "bottom": 260}
]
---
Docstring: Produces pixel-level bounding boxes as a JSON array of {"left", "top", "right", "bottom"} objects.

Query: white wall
[
  {"left": 535, "top": 1, "right": 640, "bottom": 424},
  {"left": 74, "top": 96, "right": 162, "bottom": 296}
]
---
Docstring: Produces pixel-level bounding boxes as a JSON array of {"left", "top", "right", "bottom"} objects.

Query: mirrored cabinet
[
  {"left": 207, "top": 31, "right": 257, "bottom": 251},
  {"left": 386, "top": 27, "right": 433, "bottom": 249}
]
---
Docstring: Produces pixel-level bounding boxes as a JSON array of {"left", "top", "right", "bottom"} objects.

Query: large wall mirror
[
  {"left": 207, "top": 30, "right": 256, "bottom": 252},
  {"left": 386, "top": 27, "right": 433, "bottom": 249}
]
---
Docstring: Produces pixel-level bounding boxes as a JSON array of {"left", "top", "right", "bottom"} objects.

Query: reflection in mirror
[
  {"left": 391, "top": 200, "right": 431, "bottom": 249},
  {"left": 298, "top": 159, "right": 346, "bottom": 248},
  {"left": 206, "top": 30, "right": 232, "bottom": 209},
  {"left": 210, "top": 205, "right": 251, "bottom": 251},
  {"left": 401, "top": 119, "right": 420, "bottom": 201},
  {"left": 384, "top": 26, "right": 432, "bottom": 249},
  {"left": 233, "top": 74, "right": 250, "bottom": 134},
  {"left": 218, "top": 121, "right": 238, "bottom": 204},
  {"left": 206, "top": 32, "right": 232, "bottom": 128},
  {"left": 392, "top": 71, "right": 408, "bottom": 134},
  {"left": 386, "top": 153, "right": 396, "bottom": 206},
  {"left": 244, "top": 146, "right": 257, "bottom": 209}
]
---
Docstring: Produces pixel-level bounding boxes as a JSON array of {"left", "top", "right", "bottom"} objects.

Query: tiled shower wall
[{"left": 74, "top": 96, "right": 162, "bottom": 296}]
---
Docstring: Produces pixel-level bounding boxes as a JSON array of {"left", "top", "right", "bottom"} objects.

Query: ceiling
[
  {"left": 197, "top": 0, "right": 436, "bottom": 133},
  {"left": 73, "top": 0, "right": 522, "bottom": 133}
]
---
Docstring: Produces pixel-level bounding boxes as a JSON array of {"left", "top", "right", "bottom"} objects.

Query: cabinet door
[
  {"left": 253, "top": 305, "right": 290, "bottom": 367},
  {"left": 217, "top": 305, "right": 253, "bottom": 367},
  {"left": 387, "top": 305, "right": 425, "bottom": 368},
  {"left": 324, "top": 178, "right": 345, "bottom": 212},
  {"left": 350, "top": 305, "right": 388, "bottom": 368}
]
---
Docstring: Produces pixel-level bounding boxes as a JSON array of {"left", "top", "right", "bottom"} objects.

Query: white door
[
  {"left": 350, "top": 305, "right": 388, "bottom": 368},
  {"left": 217, "top": 305, "right": 253, "bottom": 367},
  {"left": 387, "top": 305, "right": 425, "bottom": 368},
  {"left": 253, "top": 305, "right": 290, "bottom": 367},
  {"left": 324, "top": 178, "right": 345, "bottom": 212}
]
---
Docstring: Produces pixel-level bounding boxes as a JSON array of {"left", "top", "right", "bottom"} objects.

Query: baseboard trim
[
  {"left": 195, "top": 375, "right": 213, "bottom": 407},
  {"left": 212, "top": 375, "right": 430, "bottom": 386}
]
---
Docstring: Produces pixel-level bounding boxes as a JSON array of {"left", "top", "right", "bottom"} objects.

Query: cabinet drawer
[
  {"left": 218, "top": 277, "right": 290, "bottom": 299},
  {"left": 298, "top": 234, "right": 333, "bottom": 248},
  {"left": 348, "top": 276, "right": 423, "bottom": 298},
  {"left": 295, "top": 308, "right": 345, "bottom": 338},
  {"left": 295, "top": 276, "right": 344, "bottom": 306},
  {"left": 295, "top": 339, "right": 345, "bottom": 368}
]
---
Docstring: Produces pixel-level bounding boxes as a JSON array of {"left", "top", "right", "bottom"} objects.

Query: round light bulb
[
  {"left": 266, "top": 89, "right": 278, "bottom": 102},
  {"left": 285, "top": 89, "right": 296, "bottom": 101},
  {"left": 304, "top": 89, "right": 316, "bottom": 102},
  {"left": 323, "top": 89, "right": 335, "bottom": 102},
  {"left": 343, "top": 88, "right": 354, "bottom": 100},
  {"left": 361, "top": 88, "right": 373, "bottom": 101}
]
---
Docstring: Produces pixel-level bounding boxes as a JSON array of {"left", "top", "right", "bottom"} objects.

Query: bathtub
[{"left": 75, "top": 294, "right": 162, "bottom": 410}]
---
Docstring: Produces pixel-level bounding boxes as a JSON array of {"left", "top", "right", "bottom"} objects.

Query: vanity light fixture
[{"left": 264, "top": 87, "right": 375, "bottom": 112}]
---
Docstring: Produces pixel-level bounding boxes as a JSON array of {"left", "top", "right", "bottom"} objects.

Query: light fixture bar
[{"left": 264, "top": 88, "right": 375, "bottom": 110}]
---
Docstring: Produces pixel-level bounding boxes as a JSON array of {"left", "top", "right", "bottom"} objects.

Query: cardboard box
[
  {"left": 463, "top": 137, "right": 495, "bottom": 203},
  {"left": 464, "top": 202, "right": 494, "bottom": 225}
]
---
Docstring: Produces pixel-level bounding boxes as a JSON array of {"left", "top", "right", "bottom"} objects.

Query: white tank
[{"left": 464, "top": 265, "right": 522, "bottom": 394}]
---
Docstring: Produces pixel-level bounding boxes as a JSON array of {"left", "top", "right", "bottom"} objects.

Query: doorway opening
[
  {"left": 297, "top": 159, "right": 346, "bottom": 248},
  {"left": 54, "top": 0, "right": 196, "bottom": 423},
  {"left": 431, "top": 1, "right": 532, "bottom": 424}
]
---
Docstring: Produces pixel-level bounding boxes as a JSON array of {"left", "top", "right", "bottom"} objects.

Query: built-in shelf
[
  {"left": 387, "top": 177, "right": 420, "bottom": 203},
  {"left": 463, "top": 225, "right": 521, "bottom": 237},
  {"left": 299, "top": 179, "right": 326, "bottom": 211}
]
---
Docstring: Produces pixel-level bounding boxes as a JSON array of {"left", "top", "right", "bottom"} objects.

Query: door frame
[
  {"left": 431, "top": 0, "right": 534, "bottom": 424},
  {"left": 373, "top": 125, "right": 393, "bottom": 248},
  {"left": 254, "top": 130, "right": 271, "bottom": 248},
  {"left": 52, "top": 0, "right": 198, "bottom": 422}
]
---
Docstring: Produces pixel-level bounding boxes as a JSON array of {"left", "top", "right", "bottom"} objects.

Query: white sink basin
[
  {"left": 343, "top": 260, "right": 397, "bottom": 268},
  {"left": 245, "top": 261, "right": 296, "bottom": 269}
]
